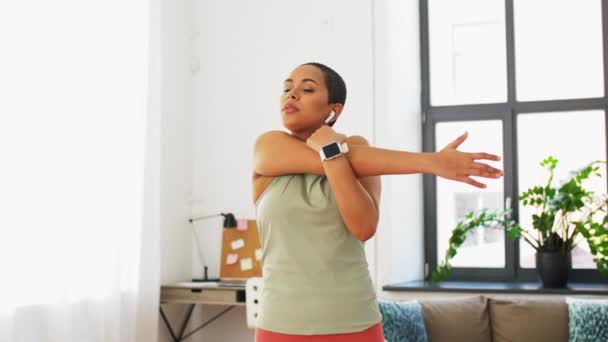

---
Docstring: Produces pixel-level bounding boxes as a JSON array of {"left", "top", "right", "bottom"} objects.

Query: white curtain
[{"left": 0, "top": 1, "right": 161, "bottom": 341}]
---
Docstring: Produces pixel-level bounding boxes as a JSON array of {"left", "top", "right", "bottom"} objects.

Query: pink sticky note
[
  {"left": 226, "top": 253, "right": 239, "bottom": 265},
  {"left": 237, "top": 219, "right": 248, "bottom": 231}
]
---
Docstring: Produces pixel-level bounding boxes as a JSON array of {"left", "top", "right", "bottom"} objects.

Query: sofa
[{"left": 379, "top": 295, "right": 608, "bottom": 342}]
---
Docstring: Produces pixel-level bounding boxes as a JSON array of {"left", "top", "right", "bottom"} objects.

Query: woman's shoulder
[{"left": 345, "top": 135, "right": 371, "bottom": 146}]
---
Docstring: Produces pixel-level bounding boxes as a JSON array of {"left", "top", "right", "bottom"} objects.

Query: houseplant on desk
[{"left": 432, "top": 156, "right": 608, "bottom": 287}]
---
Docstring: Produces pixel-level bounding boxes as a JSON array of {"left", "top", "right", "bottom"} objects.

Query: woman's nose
[{"left": 286, "top": 90, "right": 297, "bottom": 99}]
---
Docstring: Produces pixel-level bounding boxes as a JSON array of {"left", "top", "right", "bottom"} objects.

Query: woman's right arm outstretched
[{"left": 253, "top": 130, "right": 502, "bottom": 188}]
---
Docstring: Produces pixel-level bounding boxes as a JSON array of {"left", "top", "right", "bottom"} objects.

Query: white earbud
[{"left": 325, "top": 111, "right": 336, "bottom": 124}]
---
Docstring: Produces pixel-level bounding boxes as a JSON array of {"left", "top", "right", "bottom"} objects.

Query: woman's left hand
[
  {"left": 306, "top": 125, "right": 347, "bottom": 152},
  {"left": 433, "top": 131, "right": 503, "bottom": 188}
]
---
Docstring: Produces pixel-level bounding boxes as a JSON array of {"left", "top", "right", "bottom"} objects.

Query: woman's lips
[{"left": 282, "top": 105, "right": 299, "bottom": 113}]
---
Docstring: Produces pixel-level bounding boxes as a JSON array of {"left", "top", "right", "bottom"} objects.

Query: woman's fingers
[
  {"left": 470, "top": 162, "right": 503, "bottom": 176},
  {"left": 459, "top": 162, "right": 503, "bottom": 188},
  {"left": 467, "top": 168, "right": 502, "bottom": 179},
  {"left": 471, "top": 152, "right": 501, "bottom": 161},
  {"left": 461, "top": 176, "right": 487, "bottom": 189}
]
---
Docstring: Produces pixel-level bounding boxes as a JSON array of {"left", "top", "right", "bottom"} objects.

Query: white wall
[
  {"left": 160, "top": 0, "right": 194, "bottom": 286},
  {"left": 158, "top": 0, "right": 196, "bottom": 339},
  {"left": 374, "top": 0, "right": 424, "bottom": 288},
  {"left": 159, "top": 0, "right": 422, "bottom": 341}
]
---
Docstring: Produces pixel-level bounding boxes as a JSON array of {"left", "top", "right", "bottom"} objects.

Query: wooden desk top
[{"left": 161, "top": 281, "right": 246, "bottom": 306}]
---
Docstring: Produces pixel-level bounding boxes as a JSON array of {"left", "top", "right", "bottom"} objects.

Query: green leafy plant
[{"left": 432, "top": 156, "right": 608, "bottom": 283}]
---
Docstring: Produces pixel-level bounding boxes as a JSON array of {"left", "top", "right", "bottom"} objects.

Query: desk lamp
[{"left": 188, "top": 212, "right": 237, "bottom": 282}]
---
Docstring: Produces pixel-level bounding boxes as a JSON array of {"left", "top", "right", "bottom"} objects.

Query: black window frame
[{"left": 421, "top": 0, "right": 608, "bottom": 283}]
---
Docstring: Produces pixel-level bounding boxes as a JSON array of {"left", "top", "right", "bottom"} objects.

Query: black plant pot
[{"left": 535, "top": 252, "right": 571, "bottom": 288}]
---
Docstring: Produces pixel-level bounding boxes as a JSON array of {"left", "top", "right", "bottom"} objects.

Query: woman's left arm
[{"left": 307, "top": 127, "right": 380, "bottom": 241}]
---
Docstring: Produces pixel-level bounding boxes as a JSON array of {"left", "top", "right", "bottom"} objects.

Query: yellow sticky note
[
  {"left": 240, "top": 258, "right": 253, "bottom": 271},
  {"left": 255, "top": 248, "right": 262, "bottom": 261},
  {"left": 226, "top": 253, "right": 239, "bottom": 265},
  {"left": 231, "top": 238, "right": 245, "bottom": 250}
]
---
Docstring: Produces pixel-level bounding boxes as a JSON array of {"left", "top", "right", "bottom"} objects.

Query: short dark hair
[{"left": 301, "top": 62, "right": 347, "bottom": 105}]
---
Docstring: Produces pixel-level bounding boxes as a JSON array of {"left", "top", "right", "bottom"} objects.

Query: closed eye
[{"left": 282, "top": 88, "right": 314, "bottom": 93}]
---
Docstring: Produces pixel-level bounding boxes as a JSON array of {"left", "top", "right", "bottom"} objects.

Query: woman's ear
[{"left": 331, "top": 104, "right": 344, "bottom": 122}]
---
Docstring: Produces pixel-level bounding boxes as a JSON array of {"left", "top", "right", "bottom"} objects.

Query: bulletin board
[{"left": 219, "top": 219, "right": 263, "bottom": 280}]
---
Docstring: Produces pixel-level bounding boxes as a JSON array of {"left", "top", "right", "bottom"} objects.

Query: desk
[{"left": 159, "top": 281, "right": 246, "bottom": 342}]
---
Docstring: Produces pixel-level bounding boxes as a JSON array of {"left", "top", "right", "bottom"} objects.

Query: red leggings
[{"left": 255, "top": 323, "right": 385, "bottom": 342}]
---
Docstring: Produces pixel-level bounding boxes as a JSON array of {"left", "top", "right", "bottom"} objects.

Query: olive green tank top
[{"left": 254, "top": 174, "right": 381, "bottom": 335}]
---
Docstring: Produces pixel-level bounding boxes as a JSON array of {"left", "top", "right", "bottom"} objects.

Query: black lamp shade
[{"left": 222, "top": 213, "right": 237, "bottom": 228}]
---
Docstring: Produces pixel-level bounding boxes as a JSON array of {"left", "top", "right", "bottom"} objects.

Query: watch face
[{"left": 322, "top": 142, "right": 341, "bottom": 159}]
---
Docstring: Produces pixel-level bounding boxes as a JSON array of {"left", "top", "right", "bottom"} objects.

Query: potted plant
[{"left": 432, "top": 156, "right": 608, "bottom": 287}]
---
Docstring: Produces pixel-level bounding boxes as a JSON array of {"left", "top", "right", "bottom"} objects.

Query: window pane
[
  {"left": 514, "top": 0, "right": 604, "bottom": 101},
  {"left": 429, "top": 0, "right": 507, "bottom": 106},
  {"left": 517, "top": 111, "right": 606, "bottom": 269},
  {"left": 435, "top": 120, "right": 505, "bottom": 268}
]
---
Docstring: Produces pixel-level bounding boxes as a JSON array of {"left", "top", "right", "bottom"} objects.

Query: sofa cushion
[
  {"left": 419, "top": 295, "right": 491, "bottom": 342},
  {"left": 489, "top": 297, "right": 568, "bottom": 342},
  {"left": 567, "top": 297, "right": 608, "bottom": 341}
]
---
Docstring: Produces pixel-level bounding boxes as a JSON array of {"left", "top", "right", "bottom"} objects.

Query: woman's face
[{"left": 279, "top": 65, "right": 333, "bottom": 133}]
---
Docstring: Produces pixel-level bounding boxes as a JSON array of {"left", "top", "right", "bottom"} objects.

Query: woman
[{"left": 252, "top": 63, "right": 502, "bottom": 342}]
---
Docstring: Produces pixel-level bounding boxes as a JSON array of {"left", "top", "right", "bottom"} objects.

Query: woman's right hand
[{"left": 433, "top": 132, "right": 503, "bottom": 188}]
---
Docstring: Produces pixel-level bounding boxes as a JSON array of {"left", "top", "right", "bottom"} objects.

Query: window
[{"left": 422, "top": 0, "right": 608, "bottom": 282}]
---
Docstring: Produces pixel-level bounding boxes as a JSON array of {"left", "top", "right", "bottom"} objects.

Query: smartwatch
[{"left": 320, "top": 141, "right": 349, "bottom": 161}]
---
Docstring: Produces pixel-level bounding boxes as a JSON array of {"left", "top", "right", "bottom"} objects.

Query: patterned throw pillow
[
  {"left": 567, "top": 297, "right": 608, "bottom": 342},
  {"left": 378, "top": 300, "right": 428, "bottom": 342}
]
